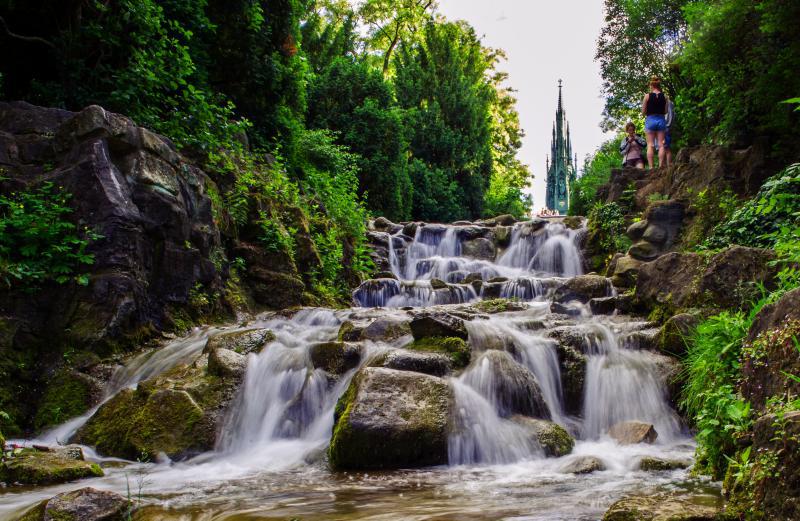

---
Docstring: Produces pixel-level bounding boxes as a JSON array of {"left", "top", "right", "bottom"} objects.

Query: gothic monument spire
[{"left": 545, "top": 80, "right": 576, "bottom": 215}]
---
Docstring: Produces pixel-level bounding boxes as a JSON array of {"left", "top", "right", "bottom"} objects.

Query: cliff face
[{"left": 0, "top": 102, "right": 225, "bottom": 431}]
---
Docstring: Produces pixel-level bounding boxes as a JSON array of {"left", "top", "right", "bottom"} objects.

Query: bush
[
  {"left": 0, "top": 181, "right": 99, "bottom": 290},
  {"left": 704, "top": 163, "right": 800, "bottom": 250}
]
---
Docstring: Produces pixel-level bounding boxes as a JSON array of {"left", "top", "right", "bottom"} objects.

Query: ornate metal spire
[{"left": 545, "top": 80, "right": 576, "bottom": 215}]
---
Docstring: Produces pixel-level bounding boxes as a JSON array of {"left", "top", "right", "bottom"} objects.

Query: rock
[
  {"left": 374, "top": 271, "right": 397, "bottom": 280},
  {"left": 406, "top": 337, "right": 470, "bottom": 368},
  {"left": 741, "top": 288, "right": 800, "bottom": 412},
  {"left": 372, "top": 216, "right": 395, "bottom": 231},
  {"left": 602, "top": 493, "right": 722, "bottom": 521},
  {"left": 74, "top": 357, "right": 238, "bottom": 460},
  {"left": 328, "top": 367, "right": 452, "bottom": 470},
  {"left": 745, "top": 410, "right": 800, "bottom": 518},
  {"left": 550, "top": 302, "right": 581, "bottom": 316},
  {"left": 410, "top": 313, "right": 468, "bottom": 340},
  {"left": 463, "top": 272, "right": 484, "bottom": 284},
  {"left": 562, "top": 216, "right": 583, "bottom": 230},
  {"left": 34, "top": 370, "right": 103, "bottom": 431},
  {"left": 20, "top": 487, "right": 130, "bottom": 521},
  {"left": 626, "top": 220, "right": 649, "bottom": 241},
  {"left": 608, "top": 255, "right": 643, "bottom": 289},
  {"left": 628, "top": 240, "right": 662, "bottom": 261},
  {"left": 205, "top": 328, "right": 275, "bottom": 355},
  {"left": 636, "top": 247, "right": 777, "bottom": 316},
  {"left": 380, "top": 349, "right": 453, "bottom": 377},
  {"left": 590, "top": 297, "right": 618, "bottom": 315},
  {"left": 473, "top": 298, "right": 526, "bottom": 314},
  {"left": 554, "top": 343, "right": 587, "bottom": 415},
  {"left": 430, "top": 278, "right": 449, "bottom": 290},
  {"left": 248, "top": 268, "right": 305, "bottom": 309},
  {"left": 642, "top": 223, "right": 668, "bottom": 245},
  {"left": 560, "top": 456, "right": 606, "bottom": 474},
  {"left": 402, "top": 222, "right": 419, "bottom": 237},
  {"left": 0, "top": 446, "right": 103, "bottom": 486},
  {"left": 309, "top": 342, "right": 362, "bottom": 375},
  {"left": 656, "top": 313, "right": 700, "bottom": 356},
  {"left": 361, "top": 318, "right": 411, "bottom": 342},
  {"left": 511, "top": 416, "right": 574, "bottom": 457},
  {"left": 461, "top": 238, "right": 496, "bottom": 260},
  {"left": 208, "top": 348, "right": 247, "bottom": 378},
  {"left": 494, "top": 226, "right": 512, "bottom": 247},
  {"left": 466, "top": 351, "right": 550, "bottom": 419},
  {"left": 638, "top": 456, "right": 690, "bottom": 471},
  {"left": 608, "top": 421, "right": 658, "bottom": 445},
  {"left": 554, "top": 275, "right": 611, "bottom": 303},
  {"left": 487, "top": 276, "right": 509, "bottom": 283},
  {"left": 493, "top": 214, "right": 517, "bottom": 226}
]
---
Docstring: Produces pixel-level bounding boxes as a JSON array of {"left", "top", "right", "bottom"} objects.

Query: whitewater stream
[{"left": 0, "top": 219, "right": 722, "bottom": 520}]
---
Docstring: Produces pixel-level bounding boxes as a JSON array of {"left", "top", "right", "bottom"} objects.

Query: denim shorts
[
  {"left": 664, "top": 129, "right": 672, "bottom": 148},
  {"left": 645, "top": 115, "right": 667, "bottom": 132}
]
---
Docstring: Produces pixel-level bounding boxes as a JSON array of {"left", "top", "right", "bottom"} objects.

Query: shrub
[{"left": 0, "top": 181, "right": 100, "bottom": 290}]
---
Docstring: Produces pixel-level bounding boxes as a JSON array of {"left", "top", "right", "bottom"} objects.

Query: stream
[{"left": 0, "top": 219, "right": 722, "bottom": 520}]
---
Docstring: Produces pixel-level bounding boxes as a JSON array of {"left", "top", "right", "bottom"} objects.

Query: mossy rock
[
  {"left": 511, "top": 416, "right": 574, "bottom": 457},
  {"left": 19, "top": 487, "right": 130, "bottom": 521},
  {"left": 329, "top": 367, "right": 452, "bottom": 470},
  {"left": 406, "top": 337, "right": 470, "bottom": 368},
  {"left": 74, "top": 359, "right": 236, "bottom": 460},
  {"left": 602, "top": 493, "right": 723, "bottom": 521},
  {"left": 34, "top": 370, "right": 97, "bottom": 431},
  {"left": 562, "top": 216, "right": 583, "bottom": 230},
  {"left": 0, "top": 447, "right": 103, "bottom": 486},
  {"left": 473, "top": 298, "right": 526, "bottom": 314},
  {"left": 638, "top": 456, "right": 690, "bottom": 471},
  {"left": 204, "top": 328, "right": 274, "bottom": 355},
  {"left": 309, "top": 342, "right": 362, "bottom": 375}
]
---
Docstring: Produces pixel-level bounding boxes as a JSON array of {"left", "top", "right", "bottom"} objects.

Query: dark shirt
[{"left": 646, "top": 92, "right": 667, "bottom": 116}]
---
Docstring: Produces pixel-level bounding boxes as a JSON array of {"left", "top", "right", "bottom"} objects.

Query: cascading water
[{"left": 2, "top": 217, "right": 703, "bottom": 521}]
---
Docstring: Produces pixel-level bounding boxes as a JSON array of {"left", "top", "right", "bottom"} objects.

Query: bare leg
[
  {"left": 666, "top": 147, "right": 673, "bottom": 167},
  {"left": 657, "top": 131, "right": 666, "bottom": 168},
  {"left": 646, "top": 132, "right": 655, "bottom": 169}
]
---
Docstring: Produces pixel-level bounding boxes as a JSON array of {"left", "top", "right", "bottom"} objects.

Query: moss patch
[
  {"left": 473, "top": 298, "right": 525, "bottom": 314},
  {"left": 0, "top": 448, "right": 103, "bottom": 486},
  {"left": 407, "top": 337, "right": 470, "bottom": 368},
  {"left": 34, "top": 371, "right": 94, "bottom": 431}
]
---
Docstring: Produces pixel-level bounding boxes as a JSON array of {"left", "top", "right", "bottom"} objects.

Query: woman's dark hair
[
  {"left": 625, "top": 121, "right": 636, "bottom": 132},
  {"left": 649, "top": 76, "right": 662, "bottom": 89}
]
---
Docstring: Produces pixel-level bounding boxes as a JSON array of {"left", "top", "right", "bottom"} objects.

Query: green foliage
[
  {"left": 587, "top": 201, "right": 630, "bottom": 253},
  {"left": 682, "top": 311, "right": 752, "bottom": 479},
  {"left": 569, "top": 138, "right": 621, "bottom": 216},
  {"left": 682, "top": 187, "right": 739, "bottom": 249},
  {"left": 0, "top": 182, "right": 99, "bottom": 290},
  {"left": 704, "top": 163, "right": 800, "bottom": 250}
]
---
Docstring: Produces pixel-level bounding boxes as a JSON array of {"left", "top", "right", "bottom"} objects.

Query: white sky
[{"left": 437, "top": 0, "right": 614, "bottom": 208}]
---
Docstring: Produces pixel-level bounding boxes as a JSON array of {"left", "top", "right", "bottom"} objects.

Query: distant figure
[
  {"left": 620, "top": 122, "right": 646, "bottom": 169},
  {"left": 664, "top": 97, "right": 674, "bottom": 166},
  {"left": 642, "top": 76, "right": 668, "bottom": 169}
]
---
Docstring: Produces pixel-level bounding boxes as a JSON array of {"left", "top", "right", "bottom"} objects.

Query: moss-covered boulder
[
  {"left": 406, "top": 337, "right": 470, "bottom": 368},
  {"left": 204, "top": 328, "right": 274, "bottom": 355},
  {"left": 473, "top": 298, "right": 526, "bottom": 314},
  {"left": 0, "top": 446, "right": 103, "bottom": 485},
  {"left": 74, "top": 356, "right": 239, "bottom": 460},
  {"left": 602, "top": 493, "right": 723, "bottom": 521},
  {"left": 33, "top": 370, "right": 101, "bottom": 431},
  {"left": 554, "top": 343, "right": 587, "bottom": 416},
  {"left": 19, "top": 487, "right": 130, "bottom": 521},
  {"left": 309, "top": 342, "right": 362, "bottom": 375},
  {"left": 656, "top": 313, "right": 700, "bottom": 356},
  {"left": 207, "top": 348, "right": 247, "bottom": 378},
  {"left": 328, "top": 367, "right": 453, "bottom": 470},
  {"left": 511, "top": 416, "right": 574, "bottom": 457},
  {"left": 562, "top": 216, "right": 583, "bottom": 230},
  {"left": 638, "top": 456, "right": 690, "bottom": 471}
]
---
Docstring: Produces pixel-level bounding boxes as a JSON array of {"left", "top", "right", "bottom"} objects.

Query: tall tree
[
  {"left": 395, "top": 21, "right": 494, "bottom": 220},
  {"left": 357, "top": 0, "right": 437, "bottom": 75}
]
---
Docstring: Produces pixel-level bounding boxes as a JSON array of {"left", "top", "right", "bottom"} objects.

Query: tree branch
[{"left": 0, "top": 16, "right": 56, "bottom": 49}]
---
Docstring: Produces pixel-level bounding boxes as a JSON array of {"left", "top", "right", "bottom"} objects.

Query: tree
[
  {"left": 568, "top": 138, "right": 621, "bottom": 217},
  {"left": 307, "top": 57, "right": 412, "bottom": 220},
  {"left": 395, "top": 21, "right": 494, "bottom": 221},
  {"left": 357, "top": 0, "right": 437, "bottom": 75}
]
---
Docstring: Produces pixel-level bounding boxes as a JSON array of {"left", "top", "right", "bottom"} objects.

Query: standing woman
[{"left": 642, "top": 76, "right": 668, "bottom": 169}]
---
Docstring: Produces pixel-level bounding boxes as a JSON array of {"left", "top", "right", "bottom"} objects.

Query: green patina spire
[{"left": 546, "top": 80, "right": 576, "bottom": 215}]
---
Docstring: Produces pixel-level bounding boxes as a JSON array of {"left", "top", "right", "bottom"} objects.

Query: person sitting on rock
[
  {"left": 620, "top": 122, "right": 646, "bottom": 169},
  {"left": 642, "top": 76, "right": 669, "bottom": 169}
]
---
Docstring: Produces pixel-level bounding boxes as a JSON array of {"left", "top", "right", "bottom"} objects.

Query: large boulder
[
  {"left": 465, "top": 351, "right": 550, "bottom": 419},
  {"left": 608, "top": 421, "right": 658, "bottom": 445},
  {"left": 0, "top": 446, "right": 103, "bottom": 486},
  {"left": 635, "top": 246, "right": 777, "bottom": 316},
  {"left": 511, "top": 416, "right": 574, "bottom": 457},
  {"left": 410, "top": 313, "right": 468, "bottom": 340},
  {"left": 74, "top": 354, "right": 239, "bottom": 460},
  {"left": 406, "top": 337, "right": 471, "bottom": 368},
  {"left": 207, "top": 348, "right": 247, "bottom": 378},
  {"left": 553, "top": 343, "right": 587, "bottom": 416},
  {"left": 379, "top": 349, "right": 453, "bottom": 377},
  {"left": 656, "top": 313, "right": 701, "bottom": 356},
  {"left": 602, "top": 493, "right": 723, "bottom": 521},
  {"left": 741, "top": 288, "right": 800, "bottom": 412},
  {"left": 0, "top": 102, "right": 222, "bottom": 349},
  {"left": 19, "top": 487, "right": 129, "bottom": 521},
  {"left": 309, "top": 342, "right": 362, "bottom": 376},
  {"left": 328, "top": 367, "right": 453, "bottom": 470},
  {"left": 204, "top": 328, "right": 274, "bottom": 355},
  {"left": 554, "top": 275, "right": 611, "bottom": 303},
  {"left": 461, "top": 238, "right": 496, "bottom": 260}
]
